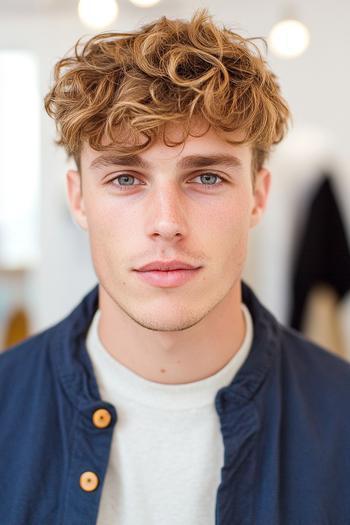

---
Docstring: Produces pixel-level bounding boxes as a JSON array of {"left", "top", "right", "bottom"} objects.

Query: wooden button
[
  {"left": 80, "top": 471, "right": 99, "bottom": 492},
  {"left": 92, "top": 408, "right": 112, "bottom": 429}
]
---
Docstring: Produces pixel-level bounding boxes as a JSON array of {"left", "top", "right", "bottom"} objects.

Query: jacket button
[
  {"left": 92, "top": 408, "right": 112, "bottom": 428},
  {"left": 80, "top": 471, "right": 99, "bottom": 492}
]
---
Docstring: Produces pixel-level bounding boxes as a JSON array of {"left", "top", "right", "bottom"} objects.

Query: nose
[{"left": 146, "top": 183, "right": 188, "bottom": 240}]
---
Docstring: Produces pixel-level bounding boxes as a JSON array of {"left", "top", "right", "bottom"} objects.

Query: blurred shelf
[{"left": 0, "top": 268, "right": 30, "bottom": 276}]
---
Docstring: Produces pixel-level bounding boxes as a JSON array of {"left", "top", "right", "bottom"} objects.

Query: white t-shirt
[{"left": 85, "top": 303, "right": 253, "bottom": 525}]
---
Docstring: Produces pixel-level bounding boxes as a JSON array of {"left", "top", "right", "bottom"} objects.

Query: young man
[{"left": 1, "top": 9, "right": 350, "bottom": 525}]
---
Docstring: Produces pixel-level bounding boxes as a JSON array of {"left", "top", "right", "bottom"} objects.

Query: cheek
[
  {"left": 204, "top": 192, "right": 251, "bottom": 268},
  {"left": 88, "top": 207, "right": 114, "bottom": 242},
  {"left": 85, "top": 193, "right": 124, "bottom": 239},
  {"left": 203, "top": 190, "right": 251, "bottom": 237},
  {"left": 84, "top": 198, "right": 124, "bottom": 268}
]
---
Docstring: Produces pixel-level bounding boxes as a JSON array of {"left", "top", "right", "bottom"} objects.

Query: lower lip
[{"left": 134, "top": 268, "right": 201, "bottom": 287}]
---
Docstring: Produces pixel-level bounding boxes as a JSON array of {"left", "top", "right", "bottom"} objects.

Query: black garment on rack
[{"left": 288, "top": 173, "right": 350, "bottom": 330}]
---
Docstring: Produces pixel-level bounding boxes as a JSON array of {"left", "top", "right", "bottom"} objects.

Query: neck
[{"left": 97, "top": 281, "right": 247, "bottom": 385}]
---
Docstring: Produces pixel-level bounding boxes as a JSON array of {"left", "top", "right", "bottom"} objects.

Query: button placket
[{"left": 77, "top": 408, "right": 113, "bottom": 493}]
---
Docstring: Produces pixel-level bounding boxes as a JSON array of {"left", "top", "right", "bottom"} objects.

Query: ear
[
  {"left": 66, "top": 169, "right": 88, "bottom": 230},
  {"left": 249, "top": 168, "right": 271, "bottom": 229}
]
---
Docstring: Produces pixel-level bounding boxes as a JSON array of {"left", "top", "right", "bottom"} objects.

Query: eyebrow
[{"left": 89, "top": 153, "right": 243, "bottom": 171}]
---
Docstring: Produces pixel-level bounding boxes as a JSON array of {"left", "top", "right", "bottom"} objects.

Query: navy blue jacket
[{"left": 1, "top": 281, "right": 350, "bottom": 524}]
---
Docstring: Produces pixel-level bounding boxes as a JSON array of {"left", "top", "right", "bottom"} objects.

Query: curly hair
[{"left": 44, "top": 9, "right": 291, "bottom": 181}]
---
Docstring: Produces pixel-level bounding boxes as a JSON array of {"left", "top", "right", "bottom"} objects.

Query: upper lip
[{"left": 136, "top": 260, "right": 200, "bottom": 271}]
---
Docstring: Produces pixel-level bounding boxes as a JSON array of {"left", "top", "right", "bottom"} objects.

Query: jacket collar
[{"left": 50, "top": 280, "right": 280, "bottom": 411}]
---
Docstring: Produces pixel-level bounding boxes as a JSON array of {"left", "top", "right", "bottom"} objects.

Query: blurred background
[{"left": 0, "top": 0, "right": 349, "bottom": 359}]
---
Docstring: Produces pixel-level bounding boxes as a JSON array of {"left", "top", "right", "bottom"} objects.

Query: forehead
[{"left": 81, "top": 119, "right": 251, "bottom": 167}]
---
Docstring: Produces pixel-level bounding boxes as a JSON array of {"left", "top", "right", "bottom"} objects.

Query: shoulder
[
  {"left": 0, "top": 322, "right": 62, "bottom": 397},
  {"left": 0, "top": 285, "right": 96, "bottom": 371},
  {"left": 1, "top": 324, "right": 54, "bottom": 364},
  {"left": 277, "top": 322, "right": 350, "bottom": 404},
  {"left": 280, "top": 323, "right": 350, "bottom": 373}
]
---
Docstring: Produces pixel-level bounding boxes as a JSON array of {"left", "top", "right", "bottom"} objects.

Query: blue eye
[
  {"left": 108, "top": 172, "right": 225, "bottom": 191},
  {"left": 194, "top": 173, "right": 224, "bottom": 189},
  {"left": 111, "top": 174, "right": 140, "bottom": 190}
]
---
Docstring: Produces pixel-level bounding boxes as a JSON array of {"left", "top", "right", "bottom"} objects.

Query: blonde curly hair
[{"left": 44, "top": 9, "right": 291, "bottom": 181}]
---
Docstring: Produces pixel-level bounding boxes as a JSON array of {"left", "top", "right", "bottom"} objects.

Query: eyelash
[{"left": 107, "top": 172, "right": 225, "bottom": 191}]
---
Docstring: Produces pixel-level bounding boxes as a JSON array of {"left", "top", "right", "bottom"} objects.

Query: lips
[
  {"left": 136, "top": 260, "right": 200, "bottom": 272},
  {"left": 134, "top": 267, "right": 202, "bottom": 287}
]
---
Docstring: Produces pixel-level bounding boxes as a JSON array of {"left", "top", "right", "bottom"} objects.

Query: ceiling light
[
  {"left": 268, "top": 18, "right": 310, "bottom": 58},
  {"left": 78, "top": 0, "right": 119, "bottom": 29}
]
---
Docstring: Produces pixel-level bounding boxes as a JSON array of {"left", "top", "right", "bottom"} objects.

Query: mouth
[
  {"left": 135, "top": 259, "right": 201, "bottom": 272},
  {"left": 133, "top": 267, "right": 202, "bottom": 288}
]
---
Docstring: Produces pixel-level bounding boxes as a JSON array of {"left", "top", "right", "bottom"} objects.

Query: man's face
[{"left": 67, "top": 120, "right": 270, "bottom": 332}]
